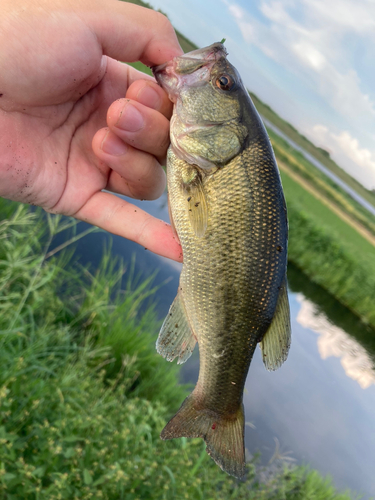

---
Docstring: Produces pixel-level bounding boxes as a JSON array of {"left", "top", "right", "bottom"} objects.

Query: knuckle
[
  {"left": 154, "top": 10, "right": 172, "bottom": 30},
  {"left": 152, "top": 11, "right": 177, "bottom": 41}
]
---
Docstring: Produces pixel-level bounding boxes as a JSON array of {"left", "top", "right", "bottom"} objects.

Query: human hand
[{"left": 0, "top": 0, "right": 183, "bottom": 261}]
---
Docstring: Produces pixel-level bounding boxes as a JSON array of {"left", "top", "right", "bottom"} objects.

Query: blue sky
[{"left": 149, "top": 0, "right": 375, "bottom": 190}]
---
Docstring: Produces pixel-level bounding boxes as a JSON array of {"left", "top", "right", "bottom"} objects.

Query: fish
[{"left": 152, "top": 42, "right": 291, "bottom": 479}]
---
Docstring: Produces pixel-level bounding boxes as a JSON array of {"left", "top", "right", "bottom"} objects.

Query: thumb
[{"left": 86, "top": 1, "right": 183, "bottom": 66}]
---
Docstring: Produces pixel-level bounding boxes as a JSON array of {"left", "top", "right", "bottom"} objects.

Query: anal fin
[
  {"left": 156, "top": 291, "right": 197, "bottom": 364},
  {"left": 260, "top": 278, "right": 291, "bottom": 371}
]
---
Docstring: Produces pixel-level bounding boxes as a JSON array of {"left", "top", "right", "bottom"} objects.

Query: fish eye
[{"left": 215, "top": 74, "right": 235, "bottom": 91}]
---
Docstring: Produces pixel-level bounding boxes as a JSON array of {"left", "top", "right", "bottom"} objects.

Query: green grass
[
  {"left": 270, "top": 131, "right": 375, "bottom": 237},
  {"left": 0, "top": 200, "right": 358, "bottom": 499},
  {"left": 128, "top": 61, "right": 153, "bottom": 76},
  {"left": 281, "top": 171, "right": 375, "bottom": 261}
]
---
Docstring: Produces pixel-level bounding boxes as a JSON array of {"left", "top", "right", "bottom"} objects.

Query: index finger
[
  {"left": 74, "top": 191, "right": 183, "bottom": 262},
  {"left": 86, "top": 1, "right": 183, "bottom": 66}
]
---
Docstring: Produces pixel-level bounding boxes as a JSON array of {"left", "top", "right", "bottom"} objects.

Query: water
[
  {"left": 63, "top": 193, "right": 375, "bottom": 499},
  {"left": 263, "top": 117, "right": 375, "bottom": 218},
  {"left": 241, "top": 263, "right": 375, "bottom": 498}
]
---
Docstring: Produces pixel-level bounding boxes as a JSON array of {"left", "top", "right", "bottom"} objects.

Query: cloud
[
  {"left": 296, "top": 293, "right": 375, "bottom": 389},
  {"left": 227, "top": 4, "right": 256, "bottom": 44},
  {"left": 292, "top": 41, "right": 326, "bottom": 71},
  {"left": 333, "top": 131, "right": 375, "bottom": 174},
  {"left": 310, "top": 125, "right": 375, "bottom": 188},
  {"left": 303, "top": 0, "right": 375, "bottom": 35},
  {"left": 225, "top": 0, "right": 375, "bottom": 127}
]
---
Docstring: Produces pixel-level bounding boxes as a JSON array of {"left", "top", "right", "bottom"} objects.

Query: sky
[{"left": 148, "top": 0, "right": 375, "bottom": 190}]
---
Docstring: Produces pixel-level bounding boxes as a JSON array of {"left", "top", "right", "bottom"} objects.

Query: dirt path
[{"left": 278, "top": 161, "right": 375, "bottom": 248}]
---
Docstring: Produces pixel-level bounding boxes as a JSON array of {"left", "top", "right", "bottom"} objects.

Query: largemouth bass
[{"left": 152, "top": 42, "right": 291, "bottom": 479}]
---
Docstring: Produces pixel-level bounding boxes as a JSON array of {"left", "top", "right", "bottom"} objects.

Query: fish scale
[
  {"left": 153, "top": 42, "right": 291, "bottom": 479},
  {"left": 168, "top": 138, "right": 285, "bottom": 410}
]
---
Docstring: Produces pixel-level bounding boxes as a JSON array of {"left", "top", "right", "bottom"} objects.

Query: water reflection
[
  {"left": 287, "top": 262, "right": 375, "bottom": 358},
  {"left": 296, "top": 294, "right": 375, "bottom": 389},
  {"left": 242, "top": 288, "right": 375, "bottom": 499}
]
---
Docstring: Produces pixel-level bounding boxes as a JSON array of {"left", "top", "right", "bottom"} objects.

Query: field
[
  {"left": 270, "top": 131, "right": 375, "bottom": 239},
  {"left": 281, "top": 170, "right": 375, "bottom": 261},
  {"left": 251, "top": 92, "right": 375, "bottom": 210}
]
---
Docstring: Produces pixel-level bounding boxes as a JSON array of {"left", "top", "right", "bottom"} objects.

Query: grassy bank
[
  {"left": 281, "top": 171, "right": 375, "bottom": 262},
  {"left": 269, "top": 130, "right": 375, "bottom": 238},
  {"left": 0, "top": 201, "right": 356, "bottom": 499}
]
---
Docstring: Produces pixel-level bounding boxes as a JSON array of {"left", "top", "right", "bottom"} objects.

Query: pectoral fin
[
  {"left": 260, "top": 279, "right": 291, "bottom": 371},
  {"left": 156, "top": 291, "right": 197, "bottom": 364},
  {"left": 182, "top": 171, "right": 208, "bottom": 238}
]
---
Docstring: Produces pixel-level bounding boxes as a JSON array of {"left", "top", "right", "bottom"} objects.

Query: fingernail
[
  {"left": 137, "top": 85, "right": 161, "bottom": 109},
  {"left": 101, "top": 130, "right": 128, "bottom": 156},
  {"left": 116, "top": 102, "right": 144, "bottom": 132}
]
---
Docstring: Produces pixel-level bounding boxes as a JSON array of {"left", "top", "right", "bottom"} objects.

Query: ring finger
[{"left": 92, "top": 127, "right": 166, "bottom": 200}]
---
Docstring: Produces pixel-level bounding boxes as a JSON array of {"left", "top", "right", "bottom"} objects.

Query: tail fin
[{"left": 161, "top": 392, "right": 245, "bottom": 479}]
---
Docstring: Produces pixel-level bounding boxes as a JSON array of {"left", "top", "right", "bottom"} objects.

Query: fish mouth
[
  {"left": 174, "top": 42, "right": 228, "bottom": 69},
  {"left": 152, "top": 42, "right": 228, "bottom": 99}
]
